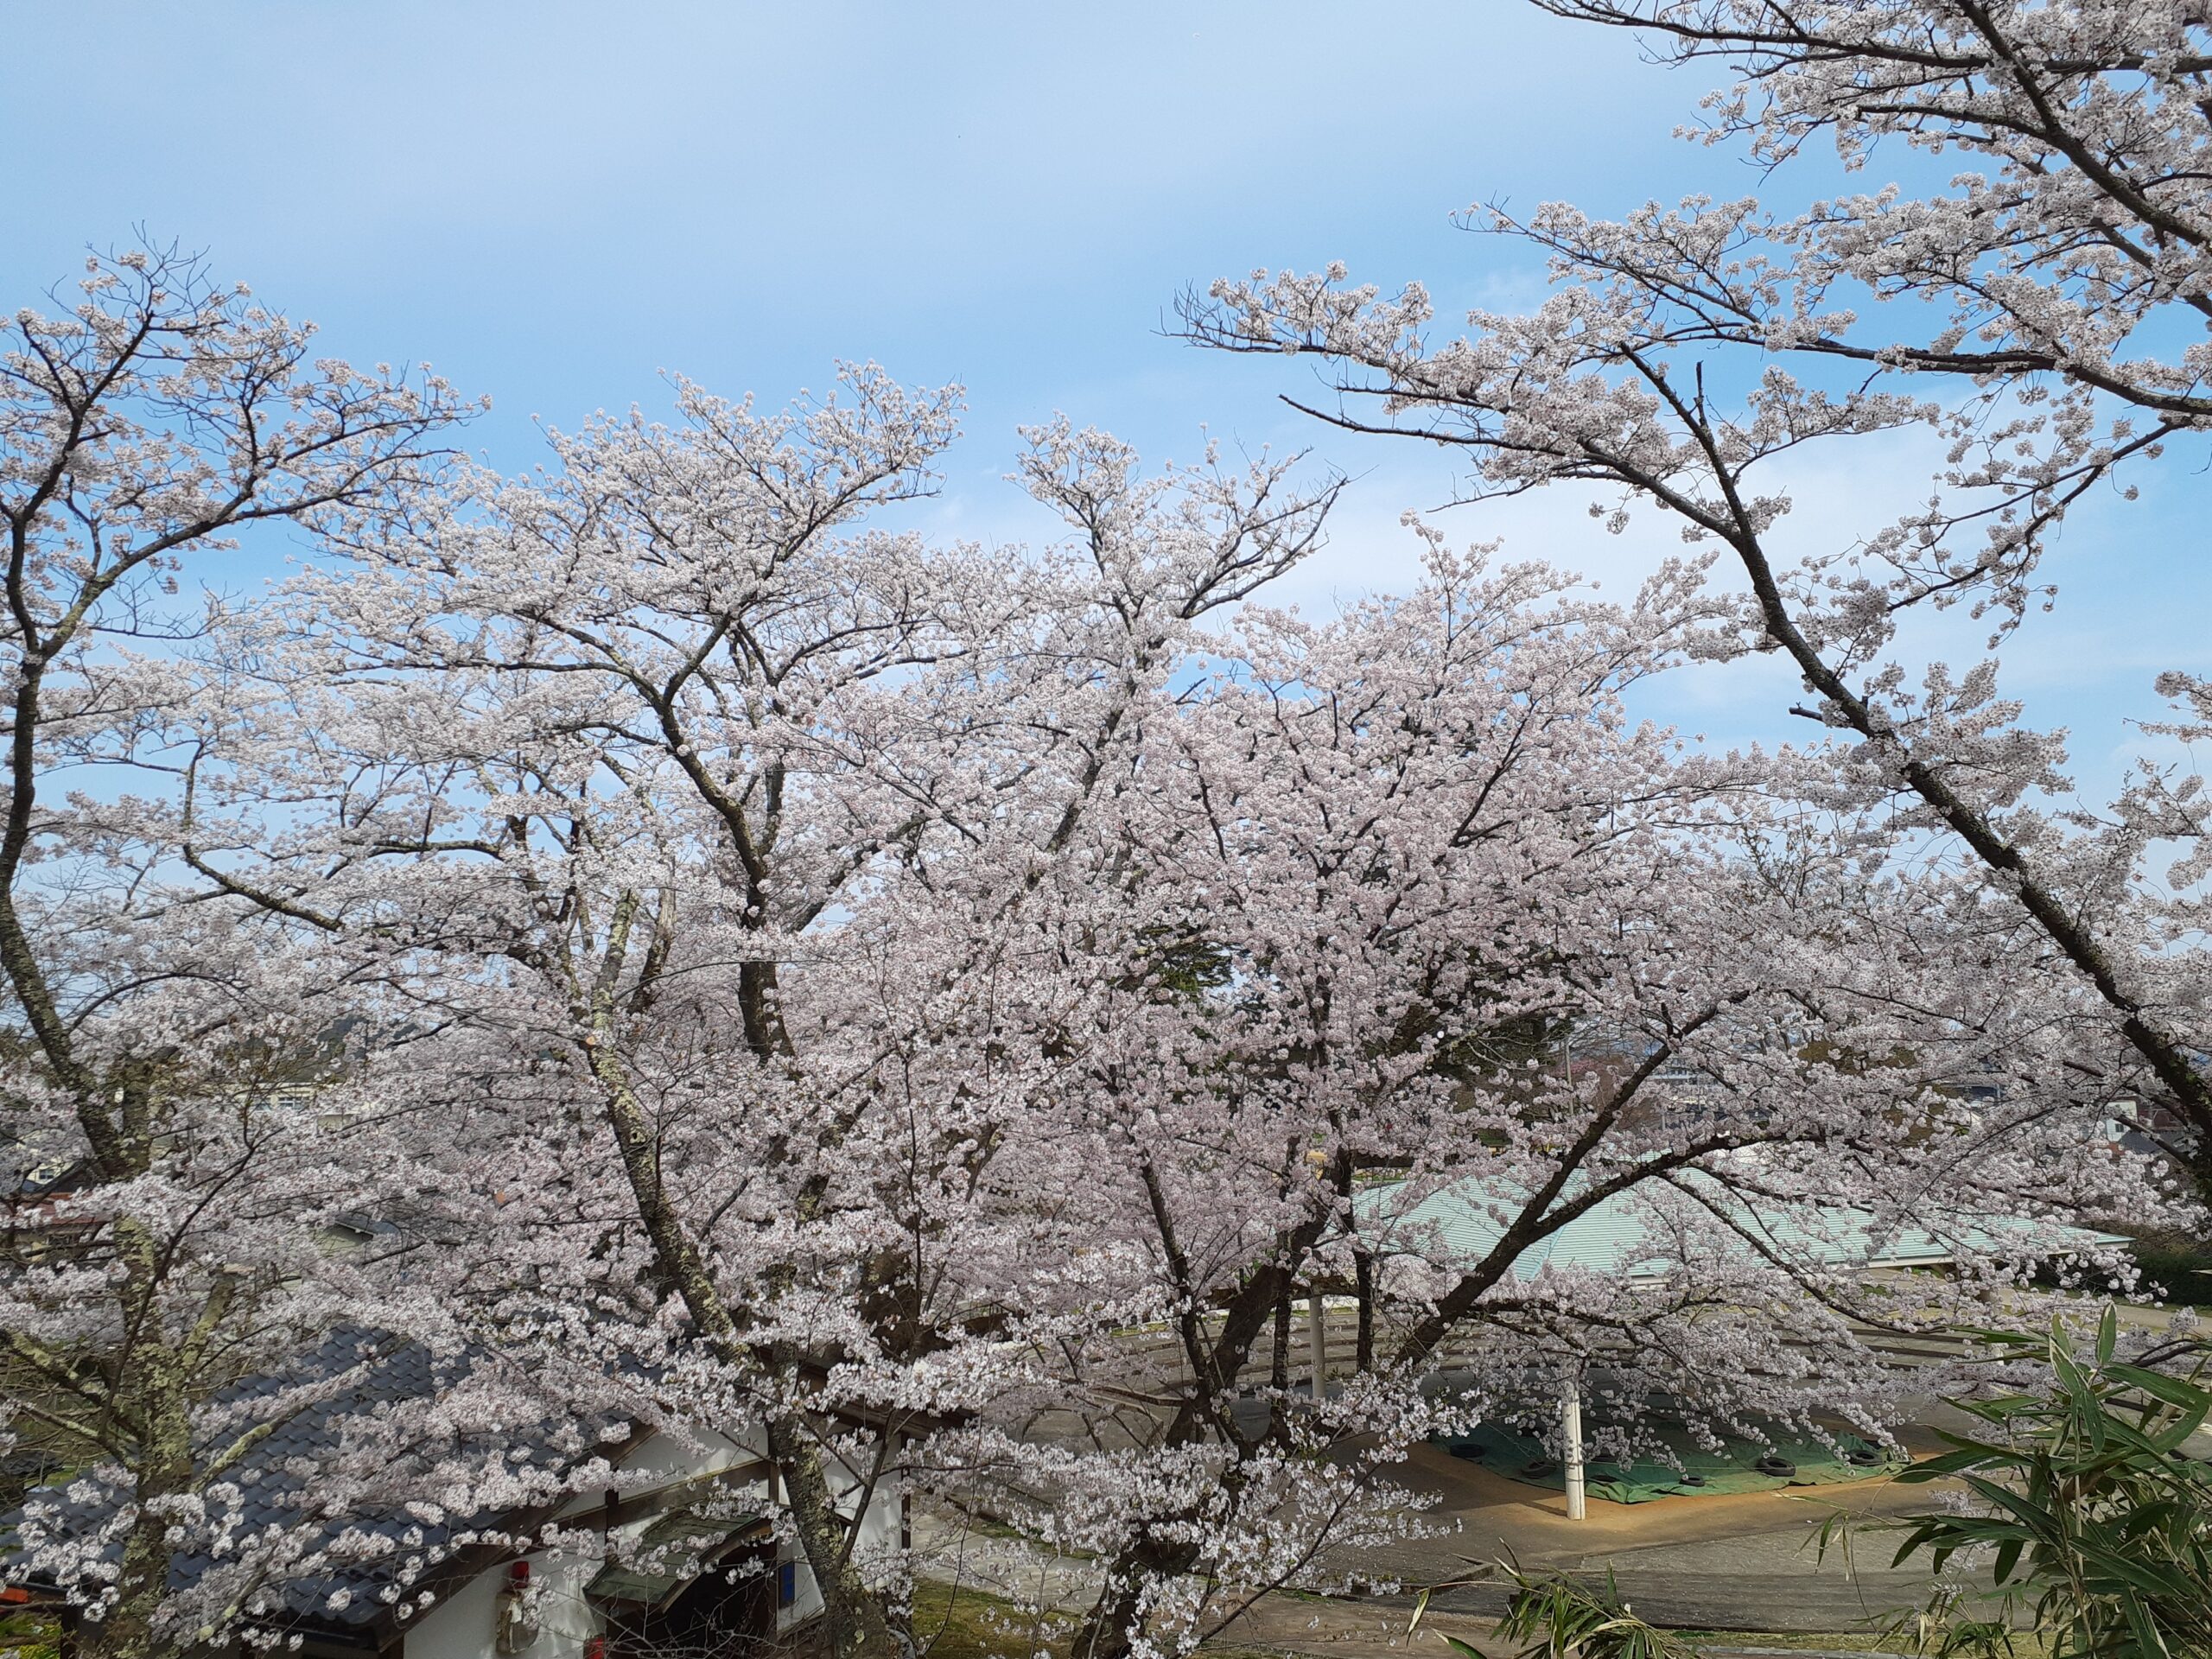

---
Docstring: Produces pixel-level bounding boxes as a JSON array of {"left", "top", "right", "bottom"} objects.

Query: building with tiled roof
[{"left": 5, "top": 1331, "right": 898, "bottom": 1659}]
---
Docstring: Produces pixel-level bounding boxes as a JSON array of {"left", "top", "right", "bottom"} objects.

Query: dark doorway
[{"left": 596, "top": 1532, "right": 777, "bottom": 1659}]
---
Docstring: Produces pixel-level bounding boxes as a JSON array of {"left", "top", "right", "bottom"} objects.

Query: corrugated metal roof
[{"left": 1359, "top": 1170, "right": 2126, "bottom": 1281}]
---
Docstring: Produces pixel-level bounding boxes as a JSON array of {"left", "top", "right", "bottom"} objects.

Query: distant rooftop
[{"left": 1359, "top": 1169, "right": 2126, "bottom": 1282}]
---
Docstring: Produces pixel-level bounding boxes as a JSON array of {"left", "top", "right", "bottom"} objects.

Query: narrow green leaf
[
  {"left": 1991, "top": 1536, "right": 2023, "bottom": 1585},
  {"left": 2107, "top": 1363, "right": 2212, "bottom": 1413}
]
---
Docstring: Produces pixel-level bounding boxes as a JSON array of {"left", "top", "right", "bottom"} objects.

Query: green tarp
[{"left": 1434, "top": 1419, "right": 1902, "bottom": 1503}]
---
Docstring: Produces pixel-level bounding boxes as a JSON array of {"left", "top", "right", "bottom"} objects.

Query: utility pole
[{"left": 1561, "top": 1378, "right": 1586, "bottom": 1521}]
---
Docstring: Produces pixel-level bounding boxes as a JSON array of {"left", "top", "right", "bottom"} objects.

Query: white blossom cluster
[{"left": 4, "top": 18, "right": 2211, "bottom": 1646}]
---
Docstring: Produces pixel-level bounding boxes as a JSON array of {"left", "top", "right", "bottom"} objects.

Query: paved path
[
  {"left": 1212, "top": 1594, "right": 1910, "bottom": 1657},
  {"left": 1328, "top": 1442, "right": 1969, "bottom": 1635},
  {"left": 913, "top": 1440, "right": 1981, "bottom": 1640},
  {"left": 1213, "top": 1593, "right": 1497, "bottom": 1659}
]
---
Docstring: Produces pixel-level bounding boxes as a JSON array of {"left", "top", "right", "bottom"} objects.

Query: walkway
[{"left": 1338, "top": 1440, "right": 1966, "bottom": 1633}]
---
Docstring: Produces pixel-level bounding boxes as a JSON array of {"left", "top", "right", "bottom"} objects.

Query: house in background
[
  {"left": 383, "top": 1422, "right": 899, "bottom": 1659},
  {"left": 5, "top": 1334, "right": 902, "bottom": 1659}
]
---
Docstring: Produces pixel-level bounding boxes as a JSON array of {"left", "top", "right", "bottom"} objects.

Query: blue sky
[{"left": 4, "top": 1, "right": 2200, "bottom": 802}]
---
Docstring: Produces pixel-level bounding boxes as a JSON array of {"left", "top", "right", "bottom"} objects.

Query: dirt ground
[
  {"left": 915, "top": 1417, "right": 1980, "bottom": 1643},
  {"left": 915, "top": 1442, "right": 1973, "bottom": 1654},
  {"left": 1331, "top": 1439, "right": 1967, "bottom": 1632},
  {"left": 918, "top": 1453, "right": 1963, "bottom": 1643},
  {"left": 1211, "top": 1592, "right": 1500, "bottom": 1659}
]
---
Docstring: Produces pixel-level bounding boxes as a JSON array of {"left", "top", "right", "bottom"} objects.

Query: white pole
[
  {"left": 1307, "top": 1291, "right": 1326, "bottom": 1397},
  {"left": 1561, "top": 1379, "right": 1586, "bottom": 1521}
]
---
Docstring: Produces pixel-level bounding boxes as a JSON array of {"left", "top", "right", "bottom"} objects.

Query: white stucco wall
[
  {"left": 777, "top": 1441, "right": 904, "bottom": 1634},
  {"left": 400, "top": 1545, "right": 604, "bottom": 1659},
  {"left": 403, "top": 1427, "right": 765, "bottom": 1659},
  {"left": 399, "top": 1425, "right": 897, "bottom": 1659}
]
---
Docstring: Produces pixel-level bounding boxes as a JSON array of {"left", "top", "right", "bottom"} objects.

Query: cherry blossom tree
[
  {"left": 1181, "top": 0, "right": 2212, "bottom": 1198},
  {"left": 0, "top": 245, "right": 543, "bottom": 1658},
  {"left": 193, "top": 372, "right": 2178, "bottom": 1659},
  {"left": 178, "top": 385, "right": 1347, "bottom": 1659},
  {"left": 944, "top": 538, "right": 2168, "bottom": 1659},
  {"left": 23, "top": 221, "right": 2190, "bottom": 1659}
]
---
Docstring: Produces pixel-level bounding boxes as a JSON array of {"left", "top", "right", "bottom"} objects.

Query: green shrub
[{"left": 1840, "top": 1310, "right": 2211, "bottom": 1659}]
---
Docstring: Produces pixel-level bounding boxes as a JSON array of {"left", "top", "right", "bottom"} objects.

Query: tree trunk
[
  {"left": 1268, "top": 1280, "right": 1291, "bottom": 1392},
  {"left": 766, "top": 1414, "right": 906, "bottom": 1659},
  {"left": 1071, "top": 1541, "right": 1202, "bottom": 1659},
  {"left": 586, "top": 1003, "right": 903, "bottom": 1659},
  {"left": 81, "top": 1227, "right": 196, "bottom": 1659}
]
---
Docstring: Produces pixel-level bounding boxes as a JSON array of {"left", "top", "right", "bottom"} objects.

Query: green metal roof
[
  {"left": 1358, "top": 1169, "right": 2126, "bottom": 1281},
  {"left": 585, "top": 1507, "right": 765, "bottom": 1607}
]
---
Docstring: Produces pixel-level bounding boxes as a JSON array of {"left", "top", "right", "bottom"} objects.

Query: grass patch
[
  {"left": 2119, "top": 1226, "right": 2212, "bottom": 1311},
  {"left": 912, "top": 1578, "right": 1078, "bottom": 1659},
  {"left": 927, "top": 1497, "right": 1100, "bottom": 1562},
  {"left": 0, "top": 1613, "right": 60, "bottom": 1659}
]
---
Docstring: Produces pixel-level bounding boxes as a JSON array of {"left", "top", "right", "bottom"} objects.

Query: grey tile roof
[{"left": 7, "top": 1329, "right": 620, "bottom": 1634}]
